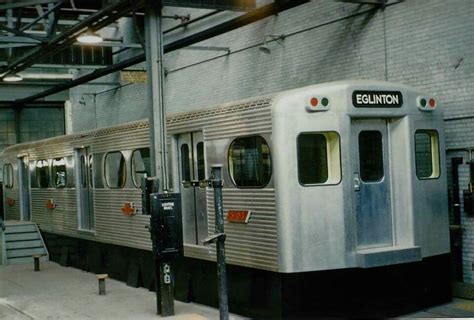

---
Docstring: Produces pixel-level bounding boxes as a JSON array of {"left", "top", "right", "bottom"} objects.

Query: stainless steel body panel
[{"left": 0, "top": 81, "right": 450, "bottom": 273}]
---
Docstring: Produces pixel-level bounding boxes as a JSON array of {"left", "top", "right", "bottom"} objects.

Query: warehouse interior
[{"left": 0, "top": 0, "right": 473, "bottom": 318}]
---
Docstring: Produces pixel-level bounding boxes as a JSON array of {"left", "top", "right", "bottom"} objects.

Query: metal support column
[
  {"left": 144, "top": 0, "right": 168, "bottom": 189},
  {"left": 145, "top": 2, "right": 175, "bottom": 315},
  {"left": 211, "top": 165, "right": 229, "bottom": 320}
]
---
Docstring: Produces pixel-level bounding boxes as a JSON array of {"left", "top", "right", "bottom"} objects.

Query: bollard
[
  {"left": 96, "top": 274, "right": 108, "bottom": 295},
  {"left": 211, "top": 165, "right": 229, "bottom": 320},
  {"left": 33, "top": 254, "right": 41, "bottom": 272}
]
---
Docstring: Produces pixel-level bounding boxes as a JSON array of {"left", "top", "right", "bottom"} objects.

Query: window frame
[
  {"left": 296, "top": 131, "right": 342, "bottom": 187},
  {"left": 131, "top": 148, "right": 151, "bottom": 188},
  {"left": 104, "top": 151, "right": 127, "bottom": 189},
  {"left": 3, "top": 163, "right": 13, "bottom": 188},
  {"left": 414, "top": 129, "right": 441, "bottom": 180},
  {"left": 227, "top": 135, "right": 272, "bottom": 189}
]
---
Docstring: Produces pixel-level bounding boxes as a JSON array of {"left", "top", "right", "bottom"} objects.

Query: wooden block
[{"left": 96, "top": 274, "right": 108, "bottom": 280}]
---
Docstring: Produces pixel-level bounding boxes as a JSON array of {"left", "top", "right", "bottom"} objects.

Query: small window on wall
[
  {"left": 105, "top": 152, "right": 127, "bottom": 188},
  {"left": 415, "top": 130, "right": 440, "bottom": 179},
  {"left": 297, "top": 132, "right": 341, "bottom": 185},
  {"left": 228, "top": 136, "right": 272, "bottom": 188},
  {"left": 52, "top": 158, "right": 67, "bottom": 188},
  {"left": 36, "top": 160, "right": 50, "bottom": 188},
  {"left": 132, "top": 148, "right": 151, "bottom": 188},
  {"left": 3, "top": 164, "right": 13, "bottom": 188}
]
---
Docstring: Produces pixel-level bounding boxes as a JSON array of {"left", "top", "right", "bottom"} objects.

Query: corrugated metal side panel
[
  {"left": 167, "top": 97, "right": 272, "bottom": 138},
  {"left": 93, "top": 189, "right": 152, "bottom": 250},
  {"left": 85, "top": 129, "right": 149, "bottom": 154},
  {"left": 4, "top": 189, "right": 20, "bottom": 221},
  {"left": 207, "top": 188, "right": 278, "bottom": 271},
  {"left": 29, "top": 143, "right": 73, "bottom": 160},
  {"left": 30, "top": 189, "right": 78, "bottom": 234}
]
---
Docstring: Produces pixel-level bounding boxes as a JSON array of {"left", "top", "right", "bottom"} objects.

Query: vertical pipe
[
  {"left": 211, "top": 165, "right": 229, "bottom": 320},
  {"left": 145, "top": 0, "right": 168, "bottom": 190},
  {"left": 451, "top": 157, "right": 463, "bottom": 282}
]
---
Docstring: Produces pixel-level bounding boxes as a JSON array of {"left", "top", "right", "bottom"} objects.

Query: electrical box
[
  {"left": 150, "top": 193, "right": 183, "bottom": 261},
  {"left": 463, "top": 190, "right": 474, "bottom": 216}
]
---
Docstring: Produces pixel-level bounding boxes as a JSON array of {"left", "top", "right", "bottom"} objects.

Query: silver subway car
[{"left": 2, "top": 80, "right": 449, "bottom": 275}]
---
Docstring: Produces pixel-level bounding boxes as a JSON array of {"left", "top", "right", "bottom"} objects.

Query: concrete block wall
[
  {"left": 69, "top": 0, "right": 474, "bottom": 280},
  {"left": 0, "top": 107, "right": 65, "bottom": 180}
]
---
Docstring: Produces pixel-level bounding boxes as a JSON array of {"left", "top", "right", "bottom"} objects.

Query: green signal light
[{"left": 321, "top": 98, "right": 329, "bottom": 107}]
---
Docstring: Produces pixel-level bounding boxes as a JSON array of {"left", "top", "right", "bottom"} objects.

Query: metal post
[
  {"left": 33, "top": 256, "right": 40, "bottom": 271},
  {"left": 211, "top": 165, "right": 229, "bottom": 320},
  {"left": 144, "top": 0, "right": 168, "bottom": 190}
]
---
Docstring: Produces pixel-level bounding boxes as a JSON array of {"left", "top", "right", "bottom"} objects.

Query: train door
[
  {"left": 75, "top": 147, "right": 95, "bottom": 230},
  {"left": 18, "top": 156, "right": 30, "bottom": 221},
  {"left": 352, "top": 119, "right": 393, "bottom": 249},
  {"left": 177, "top": 132, "right": 208, "bottom": 246}
]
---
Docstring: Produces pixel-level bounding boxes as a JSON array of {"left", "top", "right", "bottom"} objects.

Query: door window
[
  {"left": 180, "top": 144, "right": 191, "bottom": 182},
  {"left": 196, "top": 142, "right": 205, "bottom": 181},
  {"left": 359, "top": 131, "right": 384, "bottom": 182}
]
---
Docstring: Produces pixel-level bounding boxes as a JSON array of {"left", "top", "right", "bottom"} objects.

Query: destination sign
[{"left": 352, "top": 90, "right": 403, "bottom": 108}]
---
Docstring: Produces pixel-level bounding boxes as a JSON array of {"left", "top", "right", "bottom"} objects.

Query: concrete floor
[
  {"left": 405, "top": 299, "right": 474, "bottom": 318},
  {"left": 2, "top": 261, "right": 474, "bottom": 319},
  {"left": 0, "top": 261, "right": 245, "bottom": 320}
]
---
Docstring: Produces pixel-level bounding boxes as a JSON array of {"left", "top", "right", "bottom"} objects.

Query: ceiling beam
[
  {"left": 14, "top": 0, "right": 311, "bottom": 105},
  {"left": 0, "top": 24, "right": 47, "bottom": 42},
  {"left": 1, "top": 0, "right": 145, "bottom": 77},
  {"left": 0, "top": 43, "right": 36, "bottom": 49},
  {"left": 20, "top": 0, "right": 65, "bottom": 32}
]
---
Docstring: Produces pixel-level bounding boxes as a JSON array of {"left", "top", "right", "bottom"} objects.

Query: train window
[
  {"left": 228, "top": 136, "right": 271, "bottom": 188},
  {"left": 181, "top": 144, "right": 191, "bottom": 182},
  {"left": 132, "top": 148, "right": 151, "bottom": 188},
  {"left": 415, "top": 130, "right": 440, "bottom": 179},
  {"left": 105, "top": 152, "right": 127, "bottom": 188},
  {"left": 3, "top": 164, "right": 13, "bottom": 188},
  {"left": 52, "top": 158, "right": 67, "bottom": 188},
  {"left": 36, "top": 160, "right": 50, "bottom": 188},
  {"left": 359, "top": 131, "right": 384, "bottom": 182},
  {"left": 297, "top": 132, "right": 341, "bottom": 185},
  {"left": 197, "top": 142, "right": 205, "bottom": 180}
]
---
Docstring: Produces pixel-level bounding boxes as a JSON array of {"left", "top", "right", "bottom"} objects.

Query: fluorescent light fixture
[
  {"left": 3, "top": 73, "right": 23, "bottom": 82},
  {"left": 77, "top": 29, "right": 103, "bottom": 44}
]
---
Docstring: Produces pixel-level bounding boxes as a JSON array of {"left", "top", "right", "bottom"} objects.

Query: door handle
[{"left": 354, "top": 173, "right": 360, "bottom": 192}]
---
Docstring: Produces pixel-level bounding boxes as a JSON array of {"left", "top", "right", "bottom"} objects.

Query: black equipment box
[
  {"left": 463, "top": 190, "right": 474, "bottom": 216},
  {"left": 150, "top": 193, "right": 183, "bottom": 261}
]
